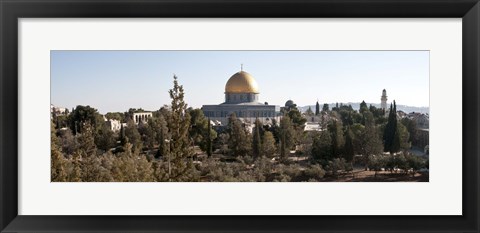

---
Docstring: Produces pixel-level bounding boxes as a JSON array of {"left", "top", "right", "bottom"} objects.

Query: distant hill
[{"left": 299, "top": 102, "right": 429, "bottom": 114}]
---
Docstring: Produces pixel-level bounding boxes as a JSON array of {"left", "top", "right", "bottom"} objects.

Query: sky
[{"left": 51, "top": 51, "right": 429, "bottom": 114}]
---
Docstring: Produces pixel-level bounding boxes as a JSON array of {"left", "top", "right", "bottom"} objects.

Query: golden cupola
[{"left": 225, "top": 71, "right": 259, "bottom": 94}]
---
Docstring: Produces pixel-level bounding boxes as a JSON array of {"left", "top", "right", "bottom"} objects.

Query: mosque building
[{"left": 202, "top": 68, "right": 281, "bottom": 125}]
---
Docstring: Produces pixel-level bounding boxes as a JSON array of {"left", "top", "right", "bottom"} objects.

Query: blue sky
[{"left": 51, "top": 51, "right": 429, "bottom": 114}]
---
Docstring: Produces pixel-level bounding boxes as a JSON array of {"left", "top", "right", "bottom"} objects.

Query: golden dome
[{"left": 225, "top": 71, "right": 259, "bottom": 93}]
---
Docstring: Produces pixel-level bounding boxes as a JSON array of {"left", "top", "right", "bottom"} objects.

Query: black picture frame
[{"left": 1, "top": 0, "right": 479, "bottom": 232}]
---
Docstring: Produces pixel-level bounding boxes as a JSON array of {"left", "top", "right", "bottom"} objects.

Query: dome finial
[{"left": 241, "top": 63, "right": 243, "bottom": 71}]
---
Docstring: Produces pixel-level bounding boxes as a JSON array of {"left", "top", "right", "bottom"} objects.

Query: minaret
[{"left": 381, "top": 89, "right": 388, "bottom": 110}]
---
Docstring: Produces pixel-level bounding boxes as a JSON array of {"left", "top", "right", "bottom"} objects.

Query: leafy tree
[
  {"left": 288, "top": 107, "right": 307, "bottom": 128},
  {"left": 188, "top": 108, "right": 217, "bottom": 153},
  {"left": 327, "top": 158, "right": 347, "bottom": 178},
  {"left": 369, "top": 105, "right": 387, "bottom": 124},
  {"left": 58, "top": 128, "right": 78, "bottom": 155},
  {"left": 406, "top": 154, "right": 424, "bottom": 177},
  {"left": 401, "top": 117, "right": 417, "bottom": 145},
  {"left": 279, "top": 115, "right": 295, "bottom": 159},
  {"left": 53, "top": 115, "right": 69, "bottom": 129},
  {"left": 311, "top": 131, "right": 333, "bottom": 164},
  {"left": 227, "top": 113, "right": 251, "bottom": 157},
  {"left": 51, "top": 122, "right": 67, "bottom": 181},
  {"left": 396, "top": 121, "right": 411, "bottom": 150},
  {"left": 94, "top": 123, "right": 116, "bottom": 152},
  {"left": 110, "top": 143, "right": 155, "bottom": 182},
  {"left": 344, "top": 126, "right": 355, "bottom": 162},
  {"left": 322, "top": 103, "right": 329, "bottom": 112},
  {"left": 76, "top": 122, "right": 97, "bottom": 156},
  {"left": 261, "top": 131, "right": 277, "bottom": 158},
  {"left": 105, "top": 112, "right": 124, "bottom": 121},
  {"left": 368, "top": 155, "right": 386, "bottom": 178},
  {"left": 216, "top": 133, "right": 230, "bottom": 155},
  {"left": 68, "top": 105, "right": 104, "bottom": 134},
  {"left": 361, "top": 112, "right": 383, "bottom": 169},
  {"left": 359, "top": 100, "right": 369, "bottom": 114},
  {"left": 124, "top": 119, "right": 143, "bottom": 151},
  {"left": 138, "top": 120, "right": 155, "bottom": 150}
]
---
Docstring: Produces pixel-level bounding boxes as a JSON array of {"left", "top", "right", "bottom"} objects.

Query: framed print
[{"left": 1, "top": 0, "right": 479, "bottom": 232}]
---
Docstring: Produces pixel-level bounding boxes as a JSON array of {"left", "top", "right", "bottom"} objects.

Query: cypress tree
[
  {"left": 328, "top": 119, "right": 344, "bottom": 158},
  {"left": 315, "top": 101, "right": 320, "bottom": 115},
  {"left": 280, "top": 132, "right": 287, "bottom": 159},
  {"left": 252, "top": 118, "right": 262, "bottom": 158},
  {"left": 206, "top": 117, "right": 212, "bottom": 157},
  {"left": 390, "top": 100, "right": 399, "bottom": 154},
  {"left": 383, "top": 103, "right": 394, "bottom": 152},
  {"left": 344, "top": 126, "right": 354, "bottom": 162},
  {"left": 383, "top": 100, "right": 399, "bottom": 154}
]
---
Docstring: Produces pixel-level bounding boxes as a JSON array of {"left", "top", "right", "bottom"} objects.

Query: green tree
[
  {"left": 368, "top": 154, "right": 386, "bottom": 178},
  {"left": 383, "top": 102, "right": 397, "bottom": 153},
  {"left": 76, "top": 122, "right": 97, "bottom": 156},
  {"left": 288, "top": 107, "right": 307, "bottom": 128},
  {"left": 227, "top": 113, "right": 251, "bottom": 157},
  {"left": 401, "top": 117, "right": 417, "bottom": 145},
  {"left": 279, "top": 115, "right": 295, "bottom": 159},
  {"left": 124, "top": 119, "right": 143, "bottom": 151},
  {"left": 406, "top": 154, "right": 424, "bottom": 177},
  {"left": 394, "top": 121, "right": 411, "bottom": 151},
  {"left": 252, "top": 118, "right": 263, "bottom": 158},
  {"left": 305, "top": 106, "right": 314, "bottom": 116},
  {"left": 311, "top": 131, "right": 333, "bottom": 164},
  {"left": 261, "top": 131, "right": 277, "bottom": 158},
  {"left": 51, "top": 122, "right": 67, "bottom": 182},
  {"left": 166, "top": 75, "right": 195, "bottom": 181},
  {"left": 361, "top": 112, "right": 383, "bottom": 169},
  {"left": 206, "top": 117, "right": 213, "bottom": 157},
  {"left": 58, "top": 128, "right": 78, "bottom": 155},
  {"left": 105, "top": 112, "right": 124, "bottom": 121},
  {"left": 151, "top": 115, "right": 169, "bottom": 158},
  {"left": 138, "top": 120, "right": 155, "bottom": 150},
  {"left": 68, "top": 105, "right": 104, "bottom": 134},
  {"left": 94, "top": 123, "right": 116, "bottom": 152},
  {"left": 188, "top": 108, "right": 217, "bottom": 153},
  {"left": 315, "top": 101, "right": 320, "bottom": 115},
  {"left": 344, "top": 126, "right": 355, "bottom": 163},
  {"left": 322, "top": 103, "right": 330, "bottom": 112},
  {"left": 359, "top": 100, "right": 369, "bottom": 114},
  {"left": 328, "top": 119, "right": 344, "bottom": 158}
]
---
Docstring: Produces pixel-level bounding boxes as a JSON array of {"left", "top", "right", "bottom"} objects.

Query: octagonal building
[{"left": 202, "top": 70, "right": 281, "bottom": 125}]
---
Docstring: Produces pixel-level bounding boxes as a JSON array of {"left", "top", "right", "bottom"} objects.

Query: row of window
[
  {"left": 226, "top": 94, "right": 258, "bottom": 102},
  {"left": 204, "top": 110, "right": 274, "bottom": 118}
]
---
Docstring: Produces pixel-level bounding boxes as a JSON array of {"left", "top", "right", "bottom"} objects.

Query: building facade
[
  {"left": 202, "top": 70, "right": 281, "bottom": 125},
  {"left": 132, "top": 112, "right": 152, "bottom": 124}
]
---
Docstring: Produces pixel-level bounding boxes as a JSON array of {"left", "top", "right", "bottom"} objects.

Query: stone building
[
  {"left": 202, "top": 69, "right": 281, "bottom": 125},
  {"left": 132, "top": 112, "right": 152, "bottom": 124},
  {"left": 105, "top": 119, "right": 125, "bottom": 132}
]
